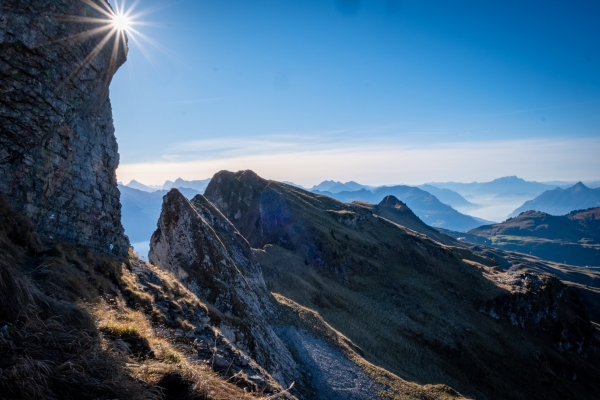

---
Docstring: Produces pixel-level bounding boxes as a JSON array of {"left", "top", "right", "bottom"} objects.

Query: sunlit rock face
[
  {"left": 0, "top": 0, "right": 129, "bottom": 255},
  {"left": 149, "top": 189, "right": 299, "bottom": 386}
]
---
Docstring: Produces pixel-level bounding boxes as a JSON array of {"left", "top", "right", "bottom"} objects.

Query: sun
[
  {"left": 112, "top": 13, "right": 131, "bottom": 32},
  {"left": 59, "top": 0, "right": 163, "bottom": 80}
]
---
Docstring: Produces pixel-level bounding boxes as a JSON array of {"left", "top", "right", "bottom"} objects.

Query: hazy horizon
[{"left": 119, "top": 173, "right": 600, "bottom": 191}]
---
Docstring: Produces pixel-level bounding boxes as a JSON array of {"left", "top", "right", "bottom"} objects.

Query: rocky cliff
[
  {"left": 148, "top": 189, "right": 300, "bottom": 387},
  {"left": 0, "top": 0, "right": 129, "bottom": 256}
]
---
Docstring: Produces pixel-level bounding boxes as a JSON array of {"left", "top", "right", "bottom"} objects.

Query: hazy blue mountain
[
  {"left": 283, "top": 181, "right": 306, "bottom": 189},
  {"left": 311, "top": 180, "right": 374, "bottom": 193},
  {"left": 125, "top": 180, "right": 156, "bottom": 192},
  {"left": 164, "top": 178, "right": 211, "bottom": 192},
  {"left": 509, "top": 182, "right": 600, "bottom": 217},
  {"left": 417, "top": 184, "right": 477, "bottom": 208},
  {"left": 587, "top": 181, "right": 600, "bottom": 189},
  {"left": 539, "top": 180, "right": 600, "bottom": 189},
  {"left": 311, "top": 180, "right": 343, "bottom": 192},
  {"left": 119, "top": 185, "right": 200, "bottom": 243},
  {"left": 428, "top": 176, "right": 557, "bottom": 196},
  {"left": 314, "top": 186, "right": 491, "bottom": 231},
  {"left": 477, "top": 176, "right": 556, "bottom": 196}
]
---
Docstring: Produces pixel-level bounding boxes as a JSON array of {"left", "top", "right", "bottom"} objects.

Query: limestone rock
[
  {"left": 0, "top": 0, "right": 129, "bottom": 256},
  {"left": 148, "top": 189, "right": 299, "bottom": 386}
]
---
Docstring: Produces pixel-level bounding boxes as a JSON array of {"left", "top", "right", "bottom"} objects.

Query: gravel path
[{"left": 279, "top": 326, "right": 384, "bottom": 399}]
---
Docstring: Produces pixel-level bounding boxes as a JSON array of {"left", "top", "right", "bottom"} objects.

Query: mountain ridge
[
  {"left": 198, "top": 169, "right": 600, "bottom": 399},
  {"left": 510, "top": 182, "right": 600, "bottom": 217},
  {"left": 312, "top": 185, "right": 490, "bottom": 231},
  {"left": 464, "top": 207, "right": 600, "bottom": 266}
]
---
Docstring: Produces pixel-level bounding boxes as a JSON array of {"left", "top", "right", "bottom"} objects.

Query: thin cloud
[{"left": 117, "top": 136, "right": 600, "bottom": 187}]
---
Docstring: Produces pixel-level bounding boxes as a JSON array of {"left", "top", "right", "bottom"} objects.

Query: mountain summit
[{"left": 510, "top": 182, "right": 600, "bottom": 217}]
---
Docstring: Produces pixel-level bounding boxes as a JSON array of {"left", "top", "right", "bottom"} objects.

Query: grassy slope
[
  {"left": 205, "top": 173, "right": 600, "bottom": 400},
  {"left": 0, "top": 196, "right": 268, "bottom": 400}
]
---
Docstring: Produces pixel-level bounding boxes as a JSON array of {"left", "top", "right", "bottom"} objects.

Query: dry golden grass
[
  {"left": 0, "top": 196, "right": 276, "bottom": 400},
  {"left": 272, "top": 292, "right": 468, "bottom": 400}
]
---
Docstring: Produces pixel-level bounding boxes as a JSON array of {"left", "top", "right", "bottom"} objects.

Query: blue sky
[{"left": 109, "top": 0, "right": 600, "bottom": 186}]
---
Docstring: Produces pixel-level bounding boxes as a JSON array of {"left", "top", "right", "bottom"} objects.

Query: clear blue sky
[{"left": 109, "top": 0, "right": 600, "bottom": 186}]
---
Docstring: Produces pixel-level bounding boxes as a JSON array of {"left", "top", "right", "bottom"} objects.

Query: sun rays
[
  {"left": 112, "top": 13, "right": 132, "bottom": 31},
  {"left": 53, "top": 0, "right": 161, "bottom": 84}
]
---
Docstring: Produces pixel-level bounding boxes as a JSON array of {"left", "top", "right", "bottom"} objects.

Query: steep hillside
[
  {"left": 312, "top": 185, "right": 487, "bottom": 231},
  {"left": 353, "top": 196, "right": 456, "bottom": 246},
  {"left": 464, "top": 208, "right": 600, "bottom": 267},
  {"left": 203, "top": 170, "right": 600, "bottom": 400},
  {"left": 148, "top": 190, "right": 299, "bottom": 388},
  {"left": 510, "top": 182, "right": 600, "bottom": 217},
  {"left": 0, "top": 195, "right": 281, "bottom": 399}
]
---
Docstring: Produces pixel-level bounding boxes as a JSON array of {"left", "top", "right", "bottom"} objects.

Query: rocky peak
[
  {"left": 379, "top": 195, "right": 407, "bottom": 209},
  {"left": 571, "top": 182, "right": 588, "bottom": 192},
  {"left": 0, "top": 0, "right": 129, "bottom": 255},
  {"left": 148, "top": 188, "right": 298, "bottom": 386},
  {"left": 204, "top": 170, "right": 269, "bottom": 246}
]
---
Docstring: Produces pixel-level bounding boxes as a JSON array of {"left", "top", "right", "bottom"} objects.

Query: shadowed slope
[
  {"left": 353, "top": 195, "right": 456, "bottom": 246},
  {"left": 0, "top": 194, "right": 263, "bottom": 400},
  {"left": 205, "top": 169, "right": 600, "bottom": 400}
]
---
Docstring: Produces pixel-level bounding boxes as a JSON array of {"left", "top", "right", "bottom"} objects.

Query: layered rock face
[
  {"left": 0, "top": 0, "right": 129, "bottom": 256},
  {"left": 148, "top": 189, "right": 299, "bottom": 386}
]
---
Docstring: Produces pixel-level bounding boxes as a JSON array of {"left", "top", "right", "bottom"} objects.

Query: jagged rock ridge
[
  {"left": 0, "top": 0, "right": 129, "bottom": 256},
  {"left": 148, "top": 189, "right": 299, "bottom": 387}
]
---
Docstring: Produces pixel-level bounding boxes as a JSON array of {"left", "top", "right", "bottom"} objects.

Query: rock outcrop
[
  {"left": 148, "top": 189, "right": 299, "bottom": 387},
  {"left": 481, "top": 271, "right": 594, "bottom": 353},
  {"left": 0, "top": 0, "right": 129, "bottom": 256}
]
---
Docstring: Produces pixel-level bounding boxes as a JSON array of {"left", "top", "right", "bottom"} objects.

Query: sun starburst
[
  {"left": 55, "top": 0, "right": 162, "bottom": 84},
  {"left": 112, "top": 13, "right": 131, "bottom": 32}
]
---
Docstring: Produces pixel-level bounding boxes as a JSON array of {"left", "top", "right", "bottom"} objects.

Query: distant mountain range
[
  {"left": 417, "top": 184, "right": 477, "bottom": 208},
  {"left": 121, "top": 176, "right": 600, "bottom": 235},
  {"left": 313, "top": 185, "right": 491, "bottom": 231},
  {"left": 442, "top": 207, "right": 600, "bottom": 267},
  {"left": 124, "top": 178, "right": 211, "bottom": 193},
  {"left": 119, "top": 185, "right": 200, "bottom": 243},
  {"left": 310, "top": 180, "right": 376, "bottom": 193},
  {"left": 428, "top": 176, "right": 559, "bottom": 197},
  {"left": 509, "top": 182, "right": 600, "bottom": 217},
  {"left": 307, "top": 181, "right": 475, "bottom": 209}
]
